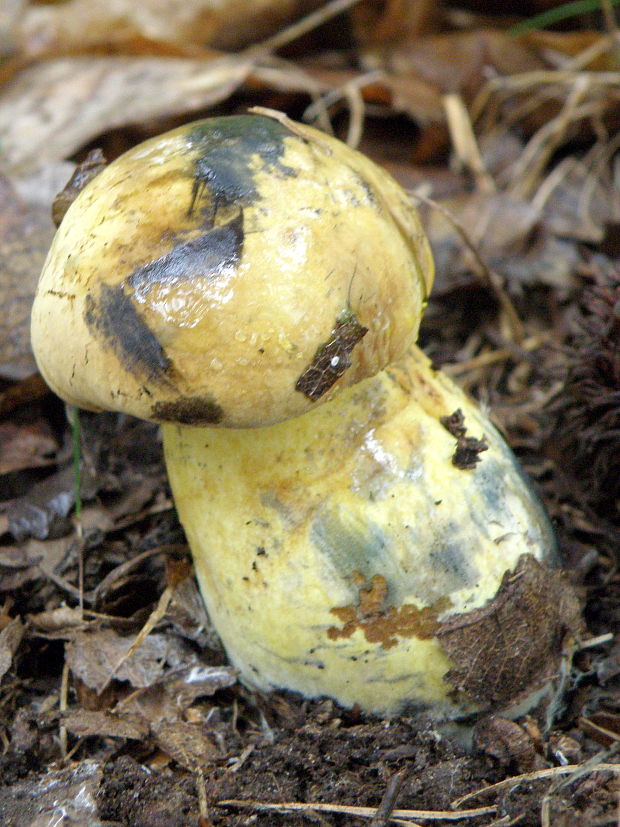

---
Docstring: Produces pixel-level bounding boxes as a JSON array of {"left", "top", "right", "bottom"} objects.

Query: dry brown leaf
[
  {"left": 0, "top": 616, "right": 24, "bottom": 682},
  {"left": 0, "top": 420, "right": 57, "bottom": 475},
  {"left": 473, "top": 716, "right": 545, "bottom": 772},
  {"left": 0, "top": 375, "right": 50, "bottom": 418},
  {"left": 437, "top": 555, "right": 584, "bottom": 709},
  {"left": 0, "top": 536, "right": 75, "bottom": 592},
  {"left": 5, "top": 466, "right": 77, "bottom": 541},
  {"left": 388, "top": 29, "right": 546, "bottom": 88},
  {"left": 0, "top": 174, "right": 55, "bottom": 378},
  {"left": 420, "top": 190, "right": 580, "bottom": 293},
  {"left": 156, "top": 663, "right": 237, "bottom": 708},
  {"left": 16, "top": 0, "right": 326, "bottom": 56},
  {"left": 537, "top": 162, "right": 612, "bottom": 242},
  {"left": 152, "top": 720, "right": 219, "bottom": 770},
  {"left": 116, "top": 662, "right": 236, "bottom": 735},
  {"left": 165, "top": 576, "right": 218, "bottom": 648},
  {"left": 63, "top": 708, "right": 149, "bottom": 740},
  {"left": 0, "top": 55, "right": 252, "bottom": 174},
  {"left": 422, "top": 191, "right": 537, "bottom": 292},
  {"left": 375, "top": 29, "right": 547, "bottom": 126},
  {"left": 65, "top": 628, "right": 193, "bottom": 689}
]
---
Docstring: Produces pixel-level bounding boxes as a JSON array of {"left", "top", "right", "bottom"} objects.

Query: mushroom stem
[{"left": 163, "top": 345, "right": 556, "bottom": 716}]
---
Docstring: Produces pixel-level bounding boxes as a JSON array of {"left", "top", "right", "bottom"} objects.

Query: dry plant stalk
[
  {"left": 410, "top": 191, "right": 524, "bottom": 343},
  {"left": 219, "top": 798, "right": 497, "bottom": 822}
]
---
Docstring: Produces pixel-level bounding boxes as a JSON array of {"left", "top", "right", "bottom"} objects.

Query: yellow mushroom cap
[{"left": 31, "top": 113, "right": 433, "bottom": 428}]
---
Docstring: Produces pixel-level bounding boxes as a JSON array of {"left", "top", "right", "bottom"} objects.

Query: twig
[
  {"left": 578, "top": 632, "right": 614, "bottom": 650},
  {"left": 219, "top": 798, "right": 497, "bottom": 821},
  {"left": 540, "top": 745, "right": 620, "bottom": 827},
  {"left": 443, "top": 93, "right": 495, "bottom": 192},
  {"left": 59, "top": 658, "right": 70, "bottom": 760},
  {"left": 247, "top": 0, "right": 364, "bottom": 57},
  {"left": 252, "top": 56, "right": 329, "bottom": 127},
  {"left": 227, "top": 744, "right": 256, "bottom": 774},
  {"left": 96, "top": 583, "right": 175, "bottom": 695},
  {"left": 600, "top": 0, "right": 620, "bottom": 43},
  {"left": 195, "top": 769, "right": 213, "bottom": 827},
  {"left": 92, "top": 544, "right": 187, "bottom": 601},
  {"left": 304, "top": 70, "right": 385, "bottom": 147},
  {"left": 579, "top": 716, "right": 620, "bottom": 744},
  {"left": 508, "top": 75, "right": 592, "bottom": 199},
  {"left": 474, "top": 69, "right": 620, "bottom": 101},
  {"left": 370, "top": 770, "right": 407, "bottom": 826},
  {"left": 442, "top": 334, "right": 548, "bottom": 378},
  {"left": 409, "top": 191, "right": 524, "bottom": 343},
  {"left": 452, "top": 762, "right": 620, "bottom": 808}
]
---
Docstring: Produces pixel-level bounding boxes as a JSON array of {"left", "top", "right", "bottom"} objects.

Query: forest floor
[{"left": 1, "top": 1, "right": 620, "bottom": 825}]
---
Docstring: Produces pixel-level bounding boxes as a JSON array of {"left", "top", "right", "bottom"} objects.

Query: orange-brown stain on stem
[{"left": 327, "top": 571, "right": 452, "bottom": 649}]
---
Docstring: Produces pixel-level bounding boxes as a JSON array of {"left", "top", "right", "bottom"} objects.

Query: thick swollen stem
[{"left": 163, "top": 346, "right": 556, "bottom": 717}]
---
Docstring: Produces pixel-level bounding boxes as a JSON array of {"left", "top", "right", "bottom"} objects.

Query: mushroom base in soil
[
  {"left": 164, "top": 345, "right": 558, "bottom": 717},
  {"left": 31, "top": 111, "right": 579, "bottom": 718}
]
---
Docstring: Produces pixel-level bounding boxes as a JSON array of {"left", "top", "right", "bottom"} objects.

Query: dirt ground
[{"left": 1, "top": 2, "right": 620, "bottom": 826}]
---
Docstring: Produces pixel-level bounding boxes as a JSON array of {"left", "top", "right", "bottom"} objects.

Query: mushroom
[{"left": 31, "top": 112, "right": 576, "bottom": 717}]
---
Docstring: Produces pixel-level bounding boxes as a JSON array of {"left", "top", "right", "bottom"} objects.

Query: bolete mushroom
[{"left": 31, "top": 112, "right": 577, "bottom": 717}]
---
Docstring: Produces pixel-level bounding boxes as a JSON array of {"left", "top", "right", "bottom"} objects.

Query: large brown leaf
[{"left": 0, "top": 175, "right": 54, "bottom": 378}]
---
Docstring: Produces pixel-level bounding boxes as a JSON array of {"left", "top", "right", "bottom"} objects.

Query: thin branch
[
  {"left": 219, "top": 798, "right": 497, "bottom": 822},
  {"left": 247, "top": 0, "right": 364, "bottom": 57},
  {"left": 452, "top": 762, "right": 620, "bottom": 808},
  {"left": 370, "top": 770, "right": 407, "bottom": 826}
]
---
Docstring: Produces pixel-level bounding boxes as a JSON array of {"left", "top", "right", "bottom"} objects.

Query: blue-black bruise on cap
[{"left": 82, "top": 116, "right": 297, "bottom": 424}]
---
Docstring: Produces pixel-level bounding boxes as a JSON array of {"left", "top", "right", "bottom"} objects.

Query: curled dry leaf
[
  {"left": 0, "top": 617, "right": 24, "bottom": 682},
  {"left": 165, "top": 576, "right": 218, "bottom": 648},
  {"left": 107, "top": 662, "right": 236, "bottom": 759},
  {"left": 118, "top": 663, "right": 237, "bottom": 723},
  {"left": 155, "top": 663, "right": 237, "bottom": 708},
  {"left": 437, "top": 555, "right": 584, "bottom": 709}
]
